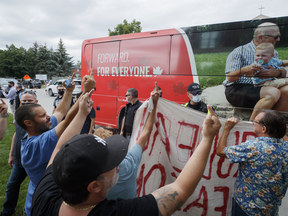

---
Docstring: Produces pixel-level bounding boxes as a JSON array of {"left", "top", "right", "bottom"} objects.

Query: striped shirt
[{"left": 223, "top": 40, "right": 279, "bottom": 86}]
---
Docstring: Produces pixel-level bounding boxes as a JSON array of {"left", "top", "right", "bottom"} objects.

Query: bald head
[{"left": 254, "top": 22, "right": 280, "bottom": 45}]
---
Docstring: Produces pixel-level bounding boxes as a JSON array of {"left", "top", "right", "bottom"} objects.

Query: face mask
[
  {"left": 191, "top": 95, "right": 201, "bottom": 103},
  {"left": 58, "top": 90, "right": 65, "bottom": 95},
  {"left": 126, "top": 98, "right": 130, "bottom": 103},
  {"left": 8, "top": 85, "right": 11, "bottom": 88}
]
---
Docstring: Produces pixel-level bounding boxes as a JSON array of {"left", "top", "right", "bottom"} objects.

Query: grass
[
  {"left": 194, "top": 51, "right": 229, "bottom": 89},
  {"left": 0, "top": 115, "right": 29, "bottom": 216}
]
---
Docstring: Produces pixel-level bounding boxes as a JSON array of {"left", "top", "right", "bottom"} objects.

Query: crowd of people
[{"left": 0, "top": 21, "right": 288, "bottom": 216}]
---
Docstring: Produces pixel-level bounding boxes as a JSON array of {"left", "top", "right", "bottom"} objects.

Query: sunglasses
[
  {"left": 23, "top": 90, "right": 36, "bottom": 95},
  {"left": 251, "top": 119, "right": 265, "bottom": 126},
  {"left": 192, "top": 92, "right": 202, "bottom": 96},
  {"left": 264, "top": 34, "right": 281, "bottom": 40},
  {"left": 125, "top": 94, "right": 131, "bottom": 97}
]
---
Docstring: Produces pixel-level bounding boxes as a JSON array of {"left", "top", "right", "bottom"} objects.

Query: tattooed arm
[{"left": 151, "top": 105, "right": 221, "bottom": 216}]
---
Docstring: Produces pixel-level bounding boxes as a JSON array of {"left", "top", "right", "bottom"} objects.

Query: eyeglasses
[
  {"left": 125, "top": 94, "right": 131, "bottom": 97},
  {"left": 251, "top": 119, "right": 265, "bottom": 126},
  {"left": 23, "top": 90, "right": 36, "bottom": 95},
  {"left": 264, "top": 34, "right": 281, "bottom": 40}
]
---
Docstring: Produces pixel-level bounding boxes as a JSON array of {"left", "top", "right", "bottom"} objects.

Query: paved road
[
  {"left": 2, "top": 88, "right": 288, "bottom": 214},
  {"left": 3, "top": 88, "right": 58, "bottom": 116}
]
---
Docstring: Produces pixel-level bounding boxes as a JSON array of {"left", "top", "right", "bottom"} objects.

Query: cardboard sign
[{"left": 129, "top": 98, "right": 256, "bottom": 216}]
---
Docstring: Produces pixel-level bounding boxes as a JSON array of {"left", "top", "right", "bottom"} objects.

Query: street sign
[{"left": 23, "top": 74, "right": 31, "bottom": 80}]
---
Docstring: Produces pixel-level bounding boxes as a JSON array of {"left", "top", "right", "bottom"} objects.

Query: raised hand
[
  {"left": 79, "top": 89, "right": 94, "bottom": 116},
  {"left": 224, "top": 117, "right": 239, "bottom": 131},
  {"left": 151, "top": 82, "right": 160, "bottom": 103},
  {"left": 83, "top": 68, "right": 96, "bottom": 93},
  {"left": 202, "top": 105, "right": 221, "bottom": 139},
  {"left": 0, "top": 99, "right": 8, "bottom": 115},
  {"left": 63, "top": 72, "right": 76, "bottom": 91}
]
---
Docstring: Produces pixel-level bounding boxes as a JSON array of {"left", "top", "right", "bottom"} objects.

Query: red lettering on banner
[
  {"left": 176, "top": 121, "right": 200, "bottom": 163},
  {"left": 156, "top": 113, "right": 172, "bottom": 162},
  {"left": 202, "top": 132, "right": 219, "bottom": 180},
  {"left": 242, "top": 131, "right": 257, "bottom": 142},
  {"left": 216, "top": 131, "right": 240, "bottom": 178},
  {"left": 171, "top": 166, "right": 182, "bottom": 179},
  {"left": 214, "top": 186, "right": 229, "bottom": 216},
  {"left": 136, "top": 164, "right": 145, "bottom": 197},
  {"left": 137, "top": 163, "right": 166, "bottom": 196},
  {"left": 183, "top": 186, "right": 208, "bottom": 215},
  {"left": 143, "top": 163, "right": 166, "bottom": 195},
  {"left": 148, "top": 129, "right": 159, "bottom": 155}
]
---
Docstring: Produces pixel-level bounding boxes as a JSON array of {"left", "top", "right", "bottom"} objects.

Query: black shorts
[{"left": 225, "top": 84, "right": 262, "bottom": 108}]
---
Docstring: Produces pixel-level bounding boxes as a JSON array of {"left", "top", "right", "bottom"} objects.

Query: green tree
[
  {"left": 34, "top": 44, "right": 52, "bottom": 75},
  {"left": 48, "top": 38, "right": 74, "bottom": 77},
  {"left": 108, "top": 19, "right": 142, "bottom": 36},
  {"left": 0, "top": 44, "right": 34, "bottom": 78}
]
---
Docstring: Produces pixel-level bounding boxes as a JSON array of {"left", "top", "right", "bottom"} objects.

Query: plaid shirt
[
  {"left": 225, "top": 137, "right": 288, "bottom": 216},
  {"left": 223, "top": 40, "right": 279, "bottom": 86}
]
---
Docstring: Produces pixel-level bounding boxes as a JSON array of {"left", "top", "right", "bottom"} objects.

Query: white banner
[{"left": 129, "top": 98, "right": 256, "bottom": 216}]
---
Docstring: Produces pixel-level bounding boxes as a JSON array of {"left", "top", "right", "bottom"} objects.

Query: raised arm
[
  {"left": 54, "top": 70, "right": 96, "bottom": 138},
  {"left": 53, "top": 73, "right": 75, "bottom": 122},
  {"left": 48, "top": 90, "right": 94, "bottom": 167},
  {"left": 0, "top": 99, "right": 8, "bottom": 140},
  {"left": 216, "top": 117, "right": 239, "bottom": 158},
  {"left": 136, "top": 82, "right": 160, "bottom": 151},
  {"left": 8, "top": 132, "right": 16, "bottom": 167},
  {"left": 151, "top": 105, "right": 221, "bottom": 216}
]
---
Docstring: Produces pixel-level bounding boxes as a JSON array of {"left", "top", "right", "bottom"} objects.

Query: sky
[{"left": 1, "top": 0, "right": 288, "bottom": 64}]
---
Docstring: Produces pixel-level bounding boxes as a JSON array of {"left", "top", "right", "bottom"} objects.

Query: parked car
[
  {"left": 32, "top": 79, "right": 42, "bottom": 89},
  {"left": 46, "top": 79, "right": 81, "bottom": 97},
  {"left": 22, "top": 79, "right": 34, "bottom": 89}
]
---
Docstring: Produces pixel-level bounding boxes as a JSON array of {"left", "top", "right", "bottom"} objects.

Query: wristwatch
[
  {"left": 0, "top": 113, "right": 9, "bottom": 118},
  {"left": 277, "top": 71, "right": 282, "bottom": 78}
]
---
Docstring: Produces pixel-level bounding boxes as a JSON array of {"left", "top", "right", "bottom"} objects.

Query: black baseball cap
[
  {"left": 52, "top": 134, "right": 128, "bottom": 193},
  {"left": 187, "top": 83, "right": 202, "bottom": 95}
]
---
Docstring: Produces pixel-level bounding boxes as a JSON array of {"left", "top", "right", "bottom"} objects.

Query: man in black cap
[
  {"left": 31, "top": 82, "right": 222, "bottom": 216},
  {"left": 183, "top": 82, "right": 208, "bottom": 113}
]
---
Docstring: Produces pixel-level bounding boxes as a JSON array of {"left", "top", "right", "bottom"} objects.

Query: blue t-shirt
[
  {"left": 107, "top": 144, "right": 142, "bottom": 200},
  {"left": 21, "top": 115, "right": 58, "bottom": 216}
]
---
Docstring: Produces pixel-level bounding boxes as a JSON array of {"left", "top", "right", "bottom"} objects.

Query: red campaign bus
[{"left": 81, "top": 16, "right": 288, "bottom": 129}]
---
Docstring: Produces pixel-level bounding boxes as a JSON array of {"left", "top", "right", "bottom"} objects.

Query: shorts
[
  {"left": 256, "top": 78, "right": 287, "bottom": 88},
  {"left": 225, "top": 84, "right": 261, "bottom": 108}
]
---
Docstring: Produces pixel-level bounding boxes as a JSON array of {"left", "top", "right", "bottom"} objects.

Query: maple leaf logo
[
  {"left": 109, "top": 80, "right": 118, "bottom": 91},
  {"left": 173, "top": 82, "right": 187, "bottom": 95},
  {"left": 153, "top": 66, "right": 163, "bottom": 76}
]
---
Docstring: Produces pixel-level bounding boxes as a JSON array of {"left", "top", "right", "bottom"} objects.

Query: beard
[{"left": 34, "top": 120, "right": 52, "bottom": 134}]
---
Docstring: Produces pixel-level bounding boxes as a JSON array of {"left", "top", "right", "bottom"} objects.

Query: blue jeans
[
  {"left": 2, "top": 164, "right": 27, "bottom": 214},
  {"left": 232, "top": 198, "right": 248, "bottom": 216}
]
